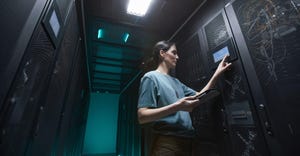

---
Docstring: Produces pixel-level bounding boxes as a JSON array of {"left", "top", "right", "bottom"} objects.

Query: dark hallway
[{"left": 1, "top": 0, "right": 300, "bottom": 156}]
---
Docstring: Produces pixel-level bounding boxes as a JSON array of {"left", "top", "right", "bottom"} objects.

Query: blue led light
[
  {"left": 98, "top": 29, "right": 103, "bottom": 39},
  {"left": 123, "top": 33, "right": 130, "bottom": 42}
]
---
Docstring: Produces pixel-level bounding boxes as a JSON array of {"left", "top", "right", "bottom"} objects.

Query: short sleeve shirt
[{"left": 138, "top": 71, "right": 197, "bottom": 137}]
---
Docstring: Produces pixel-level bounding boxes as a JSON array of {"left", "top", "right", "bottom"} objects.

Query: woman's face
[{"left": 162, "top": 45, "right": 179, "bottom": 69}]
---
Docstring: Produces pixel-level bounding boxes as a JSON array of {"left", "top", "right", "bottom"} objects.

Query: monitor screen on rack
[{"left": 213, "top": 46, "right": 230, "bottom": 63}]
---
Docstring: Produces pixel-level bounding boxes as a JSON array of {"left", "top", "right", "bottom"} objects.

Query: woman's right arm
[
  {"left": 137, "top": 96, "right": 199, "bottom": 124},
  {"left": 196, "top": 55, "right": 232, "bottom": 95}
]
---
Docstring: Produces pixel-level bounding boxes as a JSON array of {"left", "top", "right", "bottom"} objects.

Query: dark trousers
[{"left": 151, "top": 134, "right": 195, "bottom": 156}]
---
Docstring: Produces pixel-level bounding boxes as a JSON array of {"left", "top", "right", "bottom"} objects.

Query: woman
[{"left": 137, "top": 40, "right": 231, "bottom": 156}]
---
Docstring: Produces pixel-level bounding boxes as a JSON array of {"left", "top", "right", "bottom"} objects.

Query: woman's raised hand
[{"left": 215, "top": 55, "right": 232, "bottom": 76}]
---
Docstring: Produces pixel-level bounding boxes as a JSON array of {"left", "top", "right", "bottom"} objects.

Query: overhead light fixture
[
  {"left": 97, "top": 28, "right": 103, "bottom": 39},
  {"left": 123, "top": 33, "right": 130, "bottom": 43},
  {"left": 127, "top": 0, "right": 152, "bottom": 16}
]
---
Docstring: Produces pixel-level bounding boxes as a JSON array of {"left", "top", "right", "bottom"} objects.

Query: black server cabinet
[
  {"left": 176, "top": 32, "right": 227, "bottom": 156},
  {"left": 176, "top": 9, "right": 271, "bottom": 156},
  {"left": 117, "top": 74, "right": 142, "bottom": 156},
  {"left": 202, "top": 10, "right": 270, "bottom": 156},
  {"left": 226, "top": 0, "right": 300, "bottom": 155},
  {"left": 0, "top": 0, "right": 89, "bottom": 155},
  {"left": 0, "top": 24, "right": 57, "bottom": 156}
]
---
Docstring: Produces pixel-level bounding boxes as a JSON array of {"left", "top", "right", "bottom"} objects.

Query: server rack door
[
  {"left": 0, "top": 24, "right": 56, "bottom": 156},
  {"left": 227, "top": 0, "right": 300, "bottom": 155},
  {"left": 202, "top": 10, "right": 270, "bottom": 156},
  {"left": 176, "top": 33, "right": 228, "bottom": 156}
]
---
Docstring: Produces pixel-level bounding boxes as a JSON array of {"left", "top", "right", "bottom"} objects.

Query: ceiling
[{"left": 83, "top": 0, "right": 206, "bottom": 93}]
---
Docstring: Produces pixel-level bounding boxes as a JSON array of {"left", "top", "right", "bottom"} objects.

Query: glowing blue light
[
  {"left": 98, "top": 29, "right": 103, "bottom": 39},
  {"left": 123, "top": 33, "right": 130, "bottom": 43}
]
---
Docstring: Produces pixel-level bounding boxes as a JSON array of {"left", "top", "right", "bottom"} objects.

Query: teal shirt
[{"left": 138, "top": 71, "right": 196, "bottom": 137}]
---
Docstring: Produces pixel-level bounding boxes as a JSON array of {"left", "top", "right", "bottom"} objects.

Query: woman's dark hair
[{"left": 142, "top": 40, "right": 175, "bottom": 72}]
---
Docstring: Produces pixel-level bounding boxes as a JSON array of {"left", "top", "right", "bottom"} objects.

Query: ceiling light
[{"left": 127, "top": 0, "right": 152, "bottom": 16}]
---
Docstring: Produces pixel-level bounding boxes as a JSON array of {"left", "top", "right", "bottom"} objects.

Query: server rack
[{"left": 176, "top": 0, "right": 300, "bottom": 155}]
